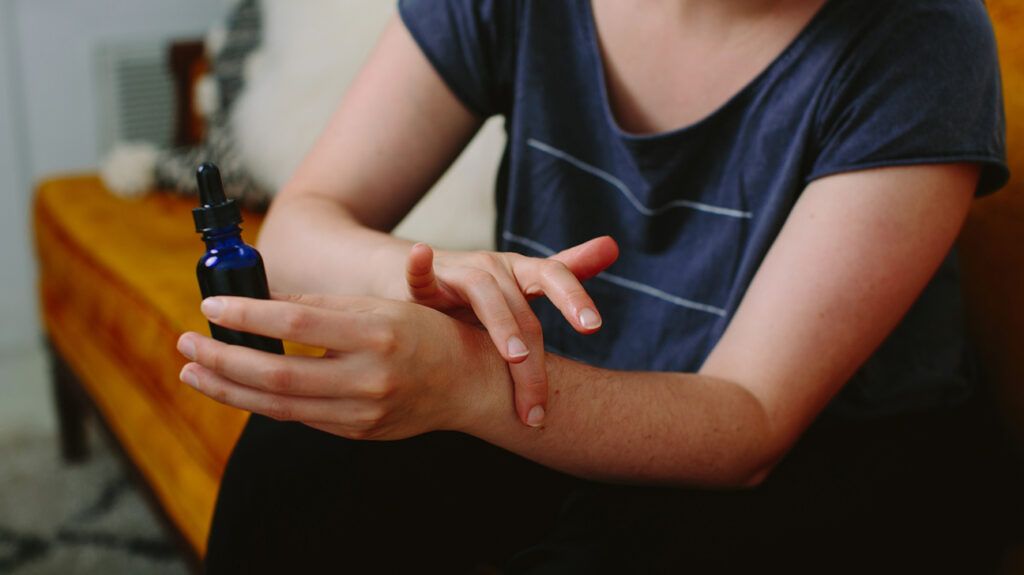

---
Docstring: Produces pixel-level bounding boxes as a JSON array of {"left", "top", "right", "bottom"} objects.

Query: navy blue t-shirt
[{"left": 398, "top": 0, "right": 1008, "bottom": 418}]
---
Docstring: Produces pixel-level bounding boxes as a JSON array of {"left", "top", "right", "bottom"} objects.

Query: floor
[{"left": 0, "top": 343, "right": 189, "bottom": 574}]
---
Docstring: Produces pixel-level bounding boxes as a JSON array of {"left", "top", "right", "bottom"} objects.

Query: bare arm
[
  {"left": 256, "top": 16, "right": 482, "bottom": 298},
  {"left": 460, "top": 163, "right": 978, "bottom": 485},
  {"left": 180, "top": 162, "right": 978, "bottom": 487},
  {"left": 256, "top": 17, "right": 624, "bottom": 426}
]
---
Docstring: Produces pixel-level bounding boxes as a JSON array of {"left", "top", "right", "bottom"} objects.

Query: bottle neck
[{"left": 202, "top": 225, "right": 244, "bottom": 250}]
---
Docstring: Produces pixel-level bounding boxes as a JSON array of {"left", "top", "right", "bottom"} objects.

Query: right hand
[{"left": 404, "top": 236, "right": 620, "bottom": 427}]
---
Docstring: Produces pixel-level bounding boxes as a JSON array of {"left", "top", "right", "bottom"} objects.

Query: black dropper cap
[{"left": 193, "top": 162, "right": 242, "bottom": 233}]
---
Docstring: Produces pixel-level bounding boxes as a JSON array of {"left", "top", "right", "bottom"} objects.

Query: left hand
[
  {"left": 176, "top": 293, "right": 503, "bottom": 440},
  {"left": 403, "top": 237, "right": 618, "bottom": 427}
]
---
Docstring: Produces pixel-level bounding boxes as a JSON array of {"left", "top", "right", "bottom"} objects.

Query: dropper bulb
[
  {"left": 192, "top": 161, "right": 242, "bottom": 233},
  {"left": 196, "top": 162, "right": 227, "bottom": 206}
]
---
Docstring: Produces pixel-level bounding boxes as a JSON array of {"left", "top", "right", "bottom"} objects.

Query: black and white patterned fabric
[
  {"left": 213, "top": 0, "right": 262, "bottom": 115},
  {"left": 154, "top": 0, "right": 272, "bottom": 210},
  {"left": 153, "top": 114, "right": 270, "bottom": 209}
]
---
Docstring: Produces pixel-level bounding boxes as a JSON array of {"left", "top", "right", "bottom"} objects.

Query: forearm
[
  {"left": 252, "top": 16, "right": 484, "bottom": 299},
  {"left": 460, "top": 340, "right": 778, "bottom": 488},
  {"left": 256, "top": 190, "right": 411, "bottom": 300}
]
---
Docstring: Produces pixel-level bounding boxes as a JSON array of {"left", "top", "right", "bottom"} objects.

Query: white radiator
[{"left": 95, "top": 41, "right": 175, "bottom": 156}]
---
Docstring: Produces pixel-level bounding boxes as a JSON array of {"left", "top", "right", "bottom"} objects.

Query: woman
[{"left": 178, "top": 0, "right": 1019, "bottom": 571}]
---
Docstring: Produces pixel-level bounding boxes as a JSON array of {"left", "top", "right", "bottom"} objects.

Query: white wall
[
  {"left": 0, "top": 0, "right": 232, "bottom": 353},
  {"left": 14, "top": 0, "right": 235, "bottom": 179},
  {"left": 0, "top": 0, "right": 33, "bottom": 352}
]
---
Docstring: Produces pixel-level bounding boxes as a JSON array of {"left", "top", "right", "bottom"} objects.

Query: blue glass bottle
[{"left": 193, "top": 163, "right": 284, "bottom": 354}]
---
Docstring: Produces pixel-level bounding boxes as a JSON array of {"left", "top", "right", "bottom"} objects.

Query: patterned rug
[{"left": 0, "top": 418, "right": 189, "bottom": 574}]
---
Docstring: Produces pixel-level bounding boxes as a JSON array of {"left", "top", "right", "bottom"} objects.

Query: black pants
[{"left": 204, "top": 395, "right": 1023, "bottom": 574}]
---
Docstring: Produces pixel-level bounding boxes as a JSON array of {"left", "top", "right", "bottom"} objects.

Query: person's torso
[{"left": 493, "top": 0, "right": 988, "bottom": 418}]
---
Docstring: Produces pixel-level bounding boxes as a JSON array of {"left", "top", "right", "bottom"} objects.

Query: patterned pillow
[
  {"left": 153, "top": 0, "right": 271, "bottom": 209},
  {"left": 210, "top": 0, "right": 261, "bottom": 115},
  {"left": 101, "top": 0, "right": 272, "bottom": 209}
]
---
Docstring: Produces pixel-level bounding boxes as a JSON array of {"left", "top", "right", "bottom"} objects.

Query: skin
[{"left": 177, "top": 2, "right": 980, "bottom": 487}]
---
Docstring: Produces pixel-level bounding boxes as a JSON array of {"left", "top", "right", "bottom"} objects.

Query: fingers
[
  {"left": 509, "top": 357, "right": 547, "bottom": 428},
  {"left": 444, "top": 267, "right": 532, "bottom": 364},
  {"left": 512, "top": 257, "right": 604, "bottom": 334},
  {"left": 433, "top": 262, "right": 549, "bottom": 426},
  {"left": 508, "top": 236, "right": 619, "bottom": 334},
  {"left": 406, "top": 243, "right": 440, "bottom": 301},
  {"left": 179, "top": 361, "right": 366, "bottom": 427},
  {"left": 551, "top": 236, "right": 620, "bottom": 282},
  {"left": 487, "top": 276, "right": 549, "bottom": 427},
  {"left": 199, "top": 296, "right": 381, "bottom": 350},
  {"left": 177, "top": 332, "right": 334, "bottom": 397}
]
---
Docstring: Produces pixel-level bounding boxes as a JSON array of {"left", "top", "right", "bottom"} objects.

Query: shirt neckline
[{"left": 580, "top": 0, "right": 836, "bottom": 142}]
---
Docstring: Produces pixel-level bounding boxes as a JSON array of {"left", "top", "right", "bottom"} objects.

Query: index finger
[
  {"left": 200, "top": 296, "right": 383, "bottom": 350},
  {"left": 550, "top": 236, "right": 620, "bottom": 281},
  {"left": 511, "top": 258, "right": 603, "bottom": 333}
]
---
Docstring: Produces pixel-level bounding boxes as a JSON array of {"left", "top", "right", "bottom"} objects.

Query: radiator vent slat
[{"left": 96, "top": 41, "right": 175, "bottom": 156}]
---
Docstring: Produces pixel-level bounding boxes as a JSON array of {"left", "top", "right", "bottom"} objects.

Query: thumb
[
  {"left": 550, "top": 236, "right": 619, "bottom": 281},
  {"left": 406, "top": 243, "right": 439, "bottom": 300}
]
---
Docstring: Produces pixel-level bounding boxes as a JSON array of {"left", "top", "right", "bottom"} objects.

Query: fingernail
[
  {"left": 507, "top": 336, "right": 530, "bottom": 359},
  {"left": 177, "top": 336, "right": 196, "bottom": 360},
  {"left": 527, "top": 405, "right": 545, "bottom": 428},
  {"left": 579, "top": 308, "right": 602, "bottom": 330},
  {"left": 180, "top": 367, "right": 198, "bottom": 388},
  {"left": 201, "top": 297, "right": 224, "bottom": 320}
]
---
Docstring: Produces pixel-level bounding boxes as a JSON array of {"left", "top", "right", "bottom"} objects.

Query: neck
[{"left": 653, "top": 0, "right": 787, "bottom": 27}]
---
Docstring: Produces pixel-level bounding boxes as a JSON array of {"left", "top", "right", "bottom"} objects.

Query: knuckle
[
  {"left": 368, "top": 325, "right": 398, "bottom": 354},
  {"left": 281, "top": 308, "right": 311, "bottom": 340},
  {"left": 360, "top": 405, "right": 388, "bottom": 429},
  {"left": 261, "top": 361, "right": 293, "bottom": 393},
  {"left": 565, "top": 286, "right": 588, "bottom": 301},
  {"left": 541, "top": 260, "right": 570, "bottom": 282},
  {"left": 208, "top": 382, "right": 230, "bottom": 405},
  {"left": 361, "top": 373, "right": 395, "bottom": 401},
  {"left": 345, "top": 407, "right": 388, "bottom": 441},
  {"left": 519, "top": 373, "right": 547, "bottom": 389},
  {"left": 348, "top": 425, "right": 382, "bottom": 441},
  {"left": 512, "top": 362, "right": 547, "bottom": 390},
  {"left": 265, "top": 398, "right": 293, "bottom": 422},
  {"left": 346, "top": 428, "right": 370, "bottom": 441},
  {"left": 516, "top": 310, "right": 543, "bottom": 334},
  {"left": 472, "top": 251, "right": 501, "bottom": 270},
  {"left": 464, "top": 268, "right": 493, "bottom": 287},
  {"left": 197, "top": 344, "right": 222, "bottom": 372},
  {"left": 290, "top": 293, "right": 321, "bottom": 308}
]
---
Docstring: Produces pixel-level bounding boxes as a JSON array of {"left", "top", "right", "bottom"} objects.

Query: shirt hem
[{"left": 806, "top": 154, "right": 1010, "bottom": 197}]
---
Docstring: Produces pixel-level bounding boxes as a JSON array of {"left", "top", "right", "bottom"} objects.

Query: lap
[
  {"left": 204, "top": 395, "right": 1023, "bottom": 574},
  {"left": 203, "top": 415, "right": 579, "bottom": 573},
  {"left": 506, "top": 394, "right": 1024, "bottom": 574}
]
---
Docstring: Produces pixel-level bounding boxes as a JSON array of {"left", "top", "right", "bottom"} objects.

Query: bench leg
[{"left": 48, "top": 341, "right": 90, "bottom": 463}]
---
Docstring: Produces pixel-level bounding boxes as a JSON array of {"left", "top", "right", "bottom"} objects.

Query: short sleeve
[
  {"left": 809, "top": 0, "right": 1009, "bottom": 196},
  {"left": 398, "top": 0, "right": 519, "bottom": 118}
]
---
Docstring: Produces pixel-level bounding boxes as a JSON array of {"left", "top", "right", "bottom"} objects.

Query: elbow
[
  {"left": 678, "top": 444, "right": 782, "bottom": 490},
  {"left": 713, "top": 453, "right": 779, "bottom": 490},
  {"left": 737, "top": 461, "right": 775, "bottom": 489},
  {"left": 721, "top": 429, "right": 789, "bottom": 490},
  {"left": 721, "top": 385, "right": 792, "bottom": 489},
  {"left": 733, "top": 423, "right": 792, "bottom": 489},
  {"left": 736, "top": 431, "right": 795, "bottom": 488}
]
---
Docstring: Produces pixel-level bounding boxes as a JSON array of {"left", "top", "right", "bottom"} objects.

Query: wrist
[
  {"left": 368, "top": 239, "right": 415, "bottom": 300},
  {"left": 444, "top": 319, "right": 511, "bottom": 435}
]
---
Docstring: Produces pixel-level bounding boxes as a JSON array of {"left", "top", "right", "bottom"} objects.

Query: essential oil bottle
[{"left": 193, "top": 163, "right": 284, "bottom": 354}]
